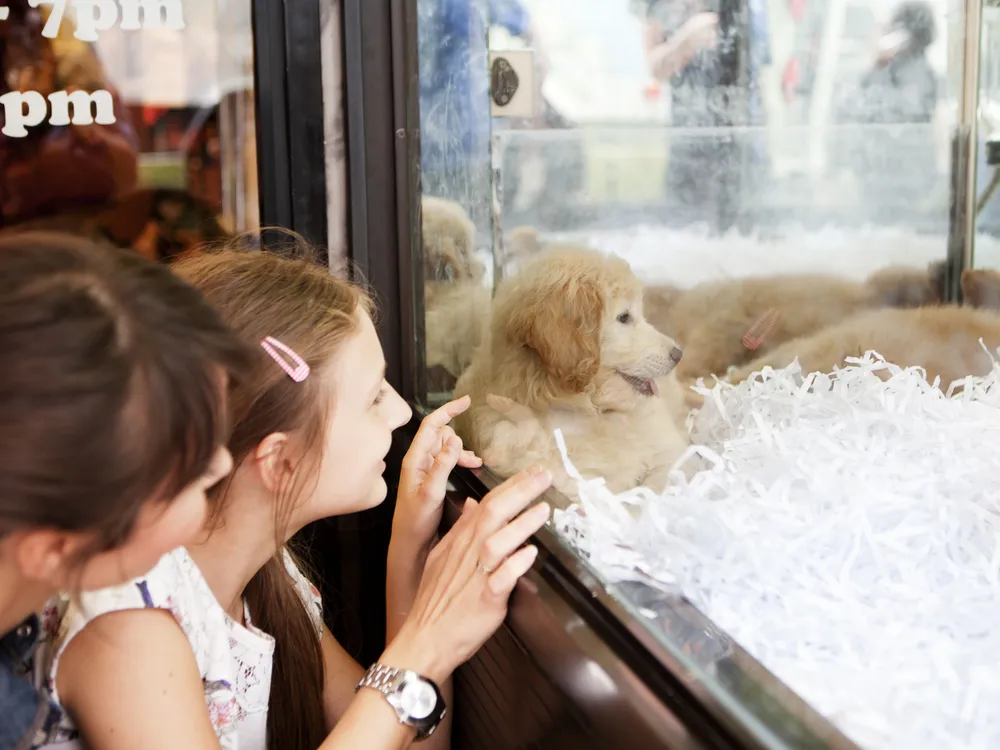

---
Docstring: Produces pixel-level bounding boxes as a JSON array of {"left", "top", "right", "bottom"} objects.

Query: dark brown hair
[
  {"left": 0, "top": 231, "right": 252, "bottom": 559},
  {"left": 171, "top": 234, "right": 372, "bottom": 750}
]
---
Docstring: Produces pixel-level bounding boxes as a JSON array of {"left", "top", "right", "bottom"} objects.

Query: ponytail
[{"left": 245, "top": 549, "right": 327, "bottom": 750}]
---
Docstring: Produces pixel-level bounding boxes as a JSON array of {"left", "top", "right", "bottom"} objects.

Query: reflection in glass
[
  {"left": 975, "top": 2, "right": 1000, "bottom": 254},
  {"left": 0, "top": 0, "right": 257, "bottom": 262},
  {"left": 414, "top": 0, "right": 1000, "bottom": 747}
]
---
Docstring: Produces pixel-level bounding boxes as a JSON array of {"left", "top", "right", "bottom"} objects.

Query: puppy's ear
[
  {"left": 962, "top": 268, "right": 1000, "bottom": 309},
  {"left": 864, "top": 265, "right": 941, "bottom": 308},
  {"left": 507, "top": 275, "right": 603, "bottom": 394}
]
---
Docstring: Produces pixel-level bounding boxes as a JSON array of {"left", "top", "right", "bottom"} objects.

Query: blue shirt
[
  {"left": 418, "top": 0, "right": 530, "bottom": 175},
  {"left": 0, "top": 617, "right": 59, "bottom": 750}
]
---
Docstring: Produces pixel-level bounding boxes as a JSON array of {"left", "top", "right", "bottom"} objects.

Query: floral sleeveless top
[{"left": 32, "top": 547, "right": 323, "bottom": 750}]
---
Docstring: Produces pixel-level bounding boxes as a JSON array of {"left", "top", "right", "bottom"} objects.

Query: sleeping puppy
[
  {"left": 421, "top": 196, "right": 490, "bottom": 388},
  {"left": 727, "top": 268, "right": 1000, "bottom": 390},
  {"left": 644, "top": 261, "right": 944, "bottom": 387},
  {"left": 453, "top": 247, "right": 689, "bottom": 502}
]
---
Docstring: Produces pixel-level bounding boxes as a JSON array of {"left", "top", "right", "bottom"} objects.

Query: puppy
[
  {"left": 424, "top": 282, "right": 492, "bottom": 388},
  {"left": 644, "top": 262, "right": 944, "bottom": 386},
  {"left": 421, "top": 196, "right": 490, "bottom": 387},
  {"left": 453, "top": 247, "right": 689, "bottom": 502},
  {"left": 422, "top": 195, "right": 484, "bottom": 292},
  {"left": 728, "top": 268, "right": 1000, "bottom": 389}
]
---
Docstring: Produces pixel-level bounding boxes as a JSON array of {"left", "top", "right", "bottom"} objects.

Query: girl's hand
[
  {"left": 393, "top": 396, "right": 482, "bottom": 555},
  {"left": 381, "top": 466, "right": 553, "bottom": 682},
  {"left": 680, "top": 12, "right": 719, "bottom": 54}
]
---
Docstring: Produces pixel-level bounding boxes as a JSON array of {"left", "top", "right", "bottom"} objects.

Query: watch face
[{"left": 399, "top": 679, "right": 438, "bottom": 720}]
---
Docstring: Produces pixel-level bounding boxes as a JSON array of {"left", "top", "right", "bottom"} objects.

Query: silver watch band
[
  {"left": 356, "top": 663, "right": 446, "bottom": 742},
  {"left": 357, "top": 663, "right": 401, "bottom": 694}
]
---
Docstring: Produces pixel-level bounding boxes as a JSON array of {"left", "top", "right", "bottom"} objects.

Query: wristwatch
[{"left": 355, "top": 663, "right": 447, "bottom": 741}]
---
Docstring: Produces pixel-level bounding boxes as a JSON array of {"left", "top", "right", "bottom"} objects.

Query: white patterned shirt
[{"left": 33, "top": 547, "right": 323, "bottom": 750}]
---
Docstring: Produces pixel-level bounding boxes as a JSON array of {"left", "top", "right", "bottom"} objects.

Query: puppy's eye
[{"left": 616, "top": 311, "right": 632, "bottom": 324}]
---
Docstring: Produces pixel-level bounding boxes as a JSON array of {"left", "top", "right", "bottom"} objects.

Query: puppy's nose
[{"left": 669, "top": 346, "right": 683, "bottom": 364}]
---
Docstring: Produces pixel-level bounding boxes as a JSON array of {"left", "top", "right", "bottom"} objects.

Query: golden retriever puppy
[
  {"left": 453, "top": 247, "right": 689, "bottom": 502},
  {"left": 424, "top": 282, "right": 491, "bottom": 387},
  {"left": 644, "top": 262, "right": 944, "bottom": 386},
  {"left": 421, "top": 196, "right": 490, "bottom": 386},
  {"left": 727, "top": 268, "right": 1000, "bottom": 389}
]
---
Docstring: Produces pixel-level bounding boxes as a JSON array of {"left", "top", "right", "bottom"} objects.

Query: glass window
[
  {"left": 414, "top": 0, "right": 993, "bottom": 747},
  {"left": 975, "top": 2, "right": 1000, "bottom": 269},
  {"left": 0, "top": 0, "right": 256, "bottom": 258}
]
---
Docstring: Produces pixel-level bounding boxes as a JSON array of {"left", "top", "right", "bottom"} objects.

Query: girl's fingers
[
  {"left": 402, "top": 400, "right": 468, "bottom": 470},
  {"left": 486, "top": 544, "right": 539, "bottom": 598},
  {"left": 424, "top": 396, "right": 472, "bottom": 428},
  {"left": 478, "top": 501, "right": 550, "bottom": 572},
  {"left": 421, "top": 436, "right": 462, "bottom": 501},
  {"left": 457, "top": 449, "right": 483, "bottom": 468},
  {"left": 439, "top": 426, "right": 459, "bottom": 450},
  {"left": 475, "top": 467, "right": 552, "bottom": 538}
]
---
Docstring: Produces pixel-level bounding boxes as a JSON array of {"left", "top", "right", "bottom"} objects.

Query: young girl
[
  {"left": 42, "top": 243, "right": 553, "bottom": 749},
  {"left": 0, "top": 231, "right": 251, "bottom": 750}
]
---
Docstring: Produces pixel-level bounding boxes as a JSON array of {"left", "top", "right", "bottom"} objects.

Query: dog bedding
[{"left": 552, "top": 350, "right": 1000, "bottom": 750}]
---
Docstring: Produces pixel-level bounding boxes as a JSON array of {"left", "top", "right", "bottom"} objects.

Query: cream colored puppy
[{"left": 454, "top": 247, "right": 689, "bottom": 503}]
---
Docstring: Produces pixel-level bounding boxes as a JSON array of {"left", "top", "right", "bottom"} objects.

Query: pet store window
[
  {"left": 412, "top": 0, "right": 1000, "bottom": 747},
  {"left": 0, "top": 0, "right": 258, "bottom": 257}
]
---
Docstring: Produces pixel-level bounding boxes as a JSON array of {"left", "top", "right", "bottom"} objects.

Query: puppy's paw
[
  {"left": 486, "top": 394, "right": 542, "bottom": 430},
  {"left": 683, "top": 387, "right": 705, "bottom": 410}
]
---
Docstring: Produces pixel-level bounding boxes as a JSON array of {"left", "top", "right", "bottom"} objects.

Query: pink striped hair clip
[{"left": 260, "top": 336, "right": 310, "bottom": 382}]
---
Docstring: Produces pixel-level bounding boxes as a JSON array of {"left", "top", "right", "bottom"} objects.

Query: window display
[
  {"left": 0, "top": 0, "right": 257, "bottom": 257},
  {"left": 412, "top": 0, "right": 1000, "bottom": 747}
]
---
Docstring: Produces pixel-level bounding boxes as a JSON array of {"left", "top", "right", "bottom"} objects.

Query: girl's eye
[
  {"left": 617, "top": 311, "right": 632, "bottom": 324},
  {"left": 373, "top": 387, "right": 387, "bottom": 406}
]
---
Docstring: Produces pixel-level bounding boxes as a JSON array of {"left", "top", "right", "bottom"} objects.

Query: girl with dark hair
[
  {"left": 38, "top": 239, "right": 553, "bottom": 750},
  {"left": 0, "top": 231, "right": 252, "bottom": 750}
]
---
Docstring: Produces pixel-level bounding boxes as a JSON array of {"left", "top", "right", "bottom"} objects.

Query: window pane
[
  {"left": 415, "top": 0, "right": 990, "bottom": 747},
  {"left": 0, "top": 0, "right": 256, "bottom": 259},
  {"left": 975, "top": 3, "right": 1000, "bottom": 270}
]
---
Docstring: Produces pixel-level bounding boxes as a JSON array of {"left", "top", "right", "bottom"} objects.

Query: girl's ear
[
  {"left": 7, "top": 528, "right": 81, "bottom": 586},
  {"left": 252, "top": 432, "right": 293, "bottom": 494}
]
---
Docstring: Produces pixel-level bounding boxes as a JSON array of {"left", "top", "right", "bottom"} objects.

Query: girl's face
[
  {"left": 292, "top": 311, "right": 412, "bottom": 524},
  {"left": 74, "top": 446, "right": 233, "bottom": 590}
]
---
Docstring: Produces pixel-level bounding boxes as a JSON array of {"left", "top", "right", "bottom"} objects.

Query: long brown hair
[
  {"left": 171, "top": 235, "right": 372, "bottom": 750},
  {"left": 0, "top": 231, "right": 251, "bottom": 559}
]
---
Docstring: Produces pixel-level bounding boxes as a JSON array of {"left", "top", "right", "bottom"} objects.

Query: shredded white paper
[{"left": 551, "top": 350, "right": 1000, "bottom": 750}]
